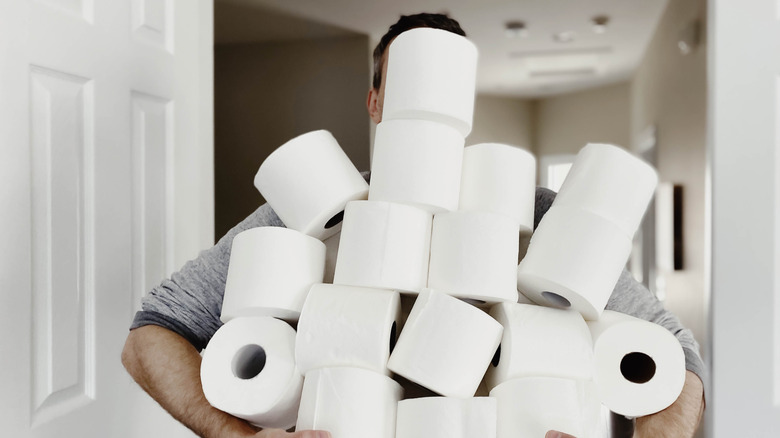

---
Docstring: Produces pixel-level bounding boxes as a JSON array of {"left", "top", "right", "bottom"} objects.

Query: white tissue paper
[
  {"left": 295, "top": 283, "right": 401, "bottom": 375},
  {"left": 490, "top": 376, "right": 601, "bottom": 438},
  {"left": 333, "top": 200, "right": 432, "bottom": 293},
  {"left": 322, "top": 231, "right": 341, "bottom": 284},
  {"left": 253, "top": 130, "right": 369, "bottom": 240},
  {"left": 221, "top": 227, "right": 326, "bottom": 323},
  {"left": 200, "top": 316, "right": 303, "bottom": 430},
  {"left": 387, "top": 289, "right": 503, "bottom": 398},
  {"left": 369, "top": 118, "right": 465, "bottom": 213},
  {"left": 588, "top": 310, "right": 686, "bottom": 417},
  {"left": 516, "top": 205, "right": 632, "bottom": 320},
  {"left": 459, "top": 143, "right": 537, "bottom": 233},
  {"left": 428, "top": 211, "right": 520, "bottom": 305},
  {"left": 553, "top": 143, "right": 658, "bottom": 237},
  {"left": 485, "top": 302, "right": 593, "bottom": 391},
  {"left": 396, "top": 396, "right": 497, "bottom": 438},
  {"left": 382, "top": 27, "right": 478, "bottom": 136},
  {"left": 296, "top": 367, "right": 403, "bottom": 438}
]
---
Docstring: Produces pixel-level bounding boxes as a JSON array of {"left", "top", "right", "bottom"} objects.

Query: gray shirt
[{"left": 131, "top": 186, "right": 705, "bottom": 383}]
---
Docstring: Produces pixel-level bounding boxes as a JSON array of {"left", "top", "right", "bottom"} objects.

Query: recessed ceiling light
[
  {"left": 553, "top": 31, "right": 576, "bottom": 43},
  {"left": 505, "top": 21, "right": 528, "bottom": 38},
  {"left": 592, "top": 15, "right": 610, "bottom": 34},
  {"left": 678, "top": 20, "right": 701, "bottom": 55}
]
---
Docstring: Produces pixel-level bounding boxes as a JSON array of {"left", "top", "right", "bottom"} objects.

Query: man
[{"left": 123, "top": 13, "right": 705, "bottom": 438}]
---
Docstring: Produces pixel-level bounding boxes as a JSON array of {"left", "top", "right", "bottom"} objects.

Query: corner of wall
[{"left": 529, "top": 98, "right": 539, "bottom": 155}]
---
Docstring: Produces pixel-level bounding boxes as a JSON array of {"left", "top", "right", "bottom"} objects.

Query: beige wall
[
  {"left": 468, "top": 95, "right": 534, "bottom": 150},
  {"left": 631, "top": 0, "right": 708, "bottom": 359},
  {"left": 534, "top": 81, "right": 632, "bottom": 157},
  {"left": 214, "top": 36, "right": 371, "bottom": 239}
]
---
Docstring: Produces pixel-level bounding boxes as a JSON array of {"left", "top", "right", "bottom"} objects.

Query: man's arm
[
  {"left": 124, "top": 203, "right": 324, "bottom": 436},
  {"left": 122, "top": 325, "right": 329, "bottom": 438},
  {"left": 126, "top": 174, "right": 372, "bottom": 435},
  {"left": 122, "top": 325, "right": 259, "bottom": 437}
]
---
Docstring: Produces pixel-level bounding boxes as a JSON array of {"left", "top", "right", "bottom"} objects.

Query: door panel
[
  {"left": 0, "top": 0, "right": 212, "bottom": 436},
  {"left": 29, "top": 67, "right": 95, "bottom": 427},
  {"left": 131, "top": 92, "right": 174, "bottom": 308},
  {"left": 709, "top": 0, "right": 780, "bottom": 436}
]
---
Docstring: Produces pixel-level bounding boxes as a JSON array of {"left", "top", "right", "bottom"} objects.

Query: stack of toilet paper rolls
[
  {"left": 513, "top": 142, "right": 687, "bottom": 419},
  {"left": 294, "top": 283, "right": 403, "bottom": 438},
  {"left": 486, "top": 303, "right": 601, "bottom": 437},
  {"left": 198, "top": 27, "right": 687, "bottom": 437},
  {"left": 369, "top": 28, "right": 513, "bottom": 437},
  {"left": 200, "top": 129, "right": 371, "bottom": 430},
  {"left": 517, "top": 143, "right": 659, "bottom": 320}
]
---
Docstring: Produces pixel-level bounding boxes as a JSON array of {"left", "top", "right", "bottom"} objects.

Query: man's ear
[{"left": 367, "top": 88, "right": 382, "bottom": 124}]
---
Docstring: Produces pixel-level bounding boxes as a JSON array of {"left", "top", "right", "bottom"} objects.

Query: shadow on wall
[{"left": 214, "top": 36, "right": 371, "bottom": 241}]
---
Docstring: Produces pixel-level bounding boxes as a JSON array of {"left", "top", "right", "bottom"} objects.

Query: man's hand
[
  {"left": 544, "top": 370, "right": 704, "bottom": 438},
  {"left": 546, "top": 431, "right": 576, "bottom": 438},
  {"left": 253, "top": 430, "right": 330, "bottom": 438},
  {"left": 634, "top": 370, "right": 704, "bottom": 437}
]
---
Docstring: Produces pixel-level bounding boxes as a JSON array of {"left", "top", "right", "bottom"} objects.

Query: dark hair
[{"left": 372, "top": 13, "right": 466, "bottom": 89}]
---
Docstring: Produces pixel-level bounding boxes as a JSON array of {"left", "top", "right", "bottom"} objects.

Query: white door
[
  {"left": 709, "top": 0, "right": 780, "bottom": 436},
  {"left": 0, "top": 0, "right": 213, "bottom": 436}
]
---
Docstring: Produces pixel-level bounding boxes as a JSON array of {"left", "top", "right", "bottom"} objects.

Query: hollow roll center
[
  {"left": 324, "top": 210, "right": 345, "bottom": 229},
  {"left": 491, "top": 344, "right": 501, "bottom": 367},
  {"left": 620, "top": 352, "right": 656, "bottom": 384},
  {"left": 542, "top": 291, "right": 571, "bottom": 308},
  {"left": 232, "top": 344, "right": 267, "bottom": 380},
  {"left": 389, "top": 321, "right": 398, "bottom": 354}
]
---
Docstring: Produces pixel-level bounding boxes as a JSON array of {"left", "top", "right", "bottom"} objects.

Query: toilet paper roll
[
  {"left": 221, "top": 227, "right": 326, "bottom": 323},
  {"left": 554, "top": 143, "right": 658, "bottom": 237},
  {"left": 485, "top": 302, "right": 593, "bottom": 391},
  {"left": 490, "top": 376, "right": 601, "bottom": 438},
  {"left": 396, "top": 397, "right": 497, "bottom": 438},
  {"left": 201, "top": 316, "right": 303, "bottom": 430},
  {"left": 296, "top": 367, "right": 403, "bottom": 438},
  {"left": 254, "top": 130, "right": 369, "bottom": 240},
  {"left": 459, "top": 143, "right": 536, "bottom": 233},
  {"left": 369, "top": 119, "right": 465, "bottom": 213},
  {"left": 295, "top": 283, "right": 401, "bottom": 375},
  {"left": 382, "top": 28, "right": 478, "bottom": 136},
  {"left": 516, "top": 205, "right": 632, "bottom": 320},
  {"left": 333, "top": 201, "right": 432, "bottom": 293},
  {"left": 588, "top": 310, "right": 686, "bottom": 417},
  {"left": 387, "top": 289, "right": 503, "bottom": 398},
  {"left": 428, "top": 211, "right": 520, "bottom": 304}
]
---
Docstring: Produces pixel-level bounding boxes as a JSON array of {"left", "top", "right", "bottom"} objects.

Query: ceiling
[{"left": 216, "top": 0, "right": 669, "bottom": 98}]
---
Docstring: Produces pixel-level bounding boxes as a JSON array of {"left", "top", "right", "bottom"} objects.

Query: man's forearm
[
  {"left": 634, "top": 370, "right": 704, "bottom": 437},
  {"left": 122, "top": 325, "right": 259, "bottom": 438}
]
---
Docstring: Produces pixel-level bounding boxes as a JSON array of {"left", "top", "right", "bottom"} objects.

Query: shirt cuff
[{"left": 130, "top": 310, "right": 209, "bottom": 351}]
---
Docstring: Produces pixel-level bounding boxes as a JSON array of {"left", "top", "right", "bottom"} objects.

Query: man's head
[{"left": 367, "top": 13, "right": 466, "bottom": 124}]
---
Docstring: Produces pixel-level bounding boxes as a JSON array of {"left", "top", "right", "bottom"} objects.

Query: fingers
[
  {"left": 253, "top": 428, "right": 331, "bottom": 438},
  {"left": 291, "top": 431, "right": 331, "bottom": 438},
  {"left": 545, "top": 431, "right": 577, "bottom": 438}
]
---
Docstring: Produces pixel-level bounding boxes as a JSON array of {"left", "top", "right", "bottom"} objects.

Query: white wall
[{"left": 708, "top": 0, "right": 780, "bottom": 435}]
